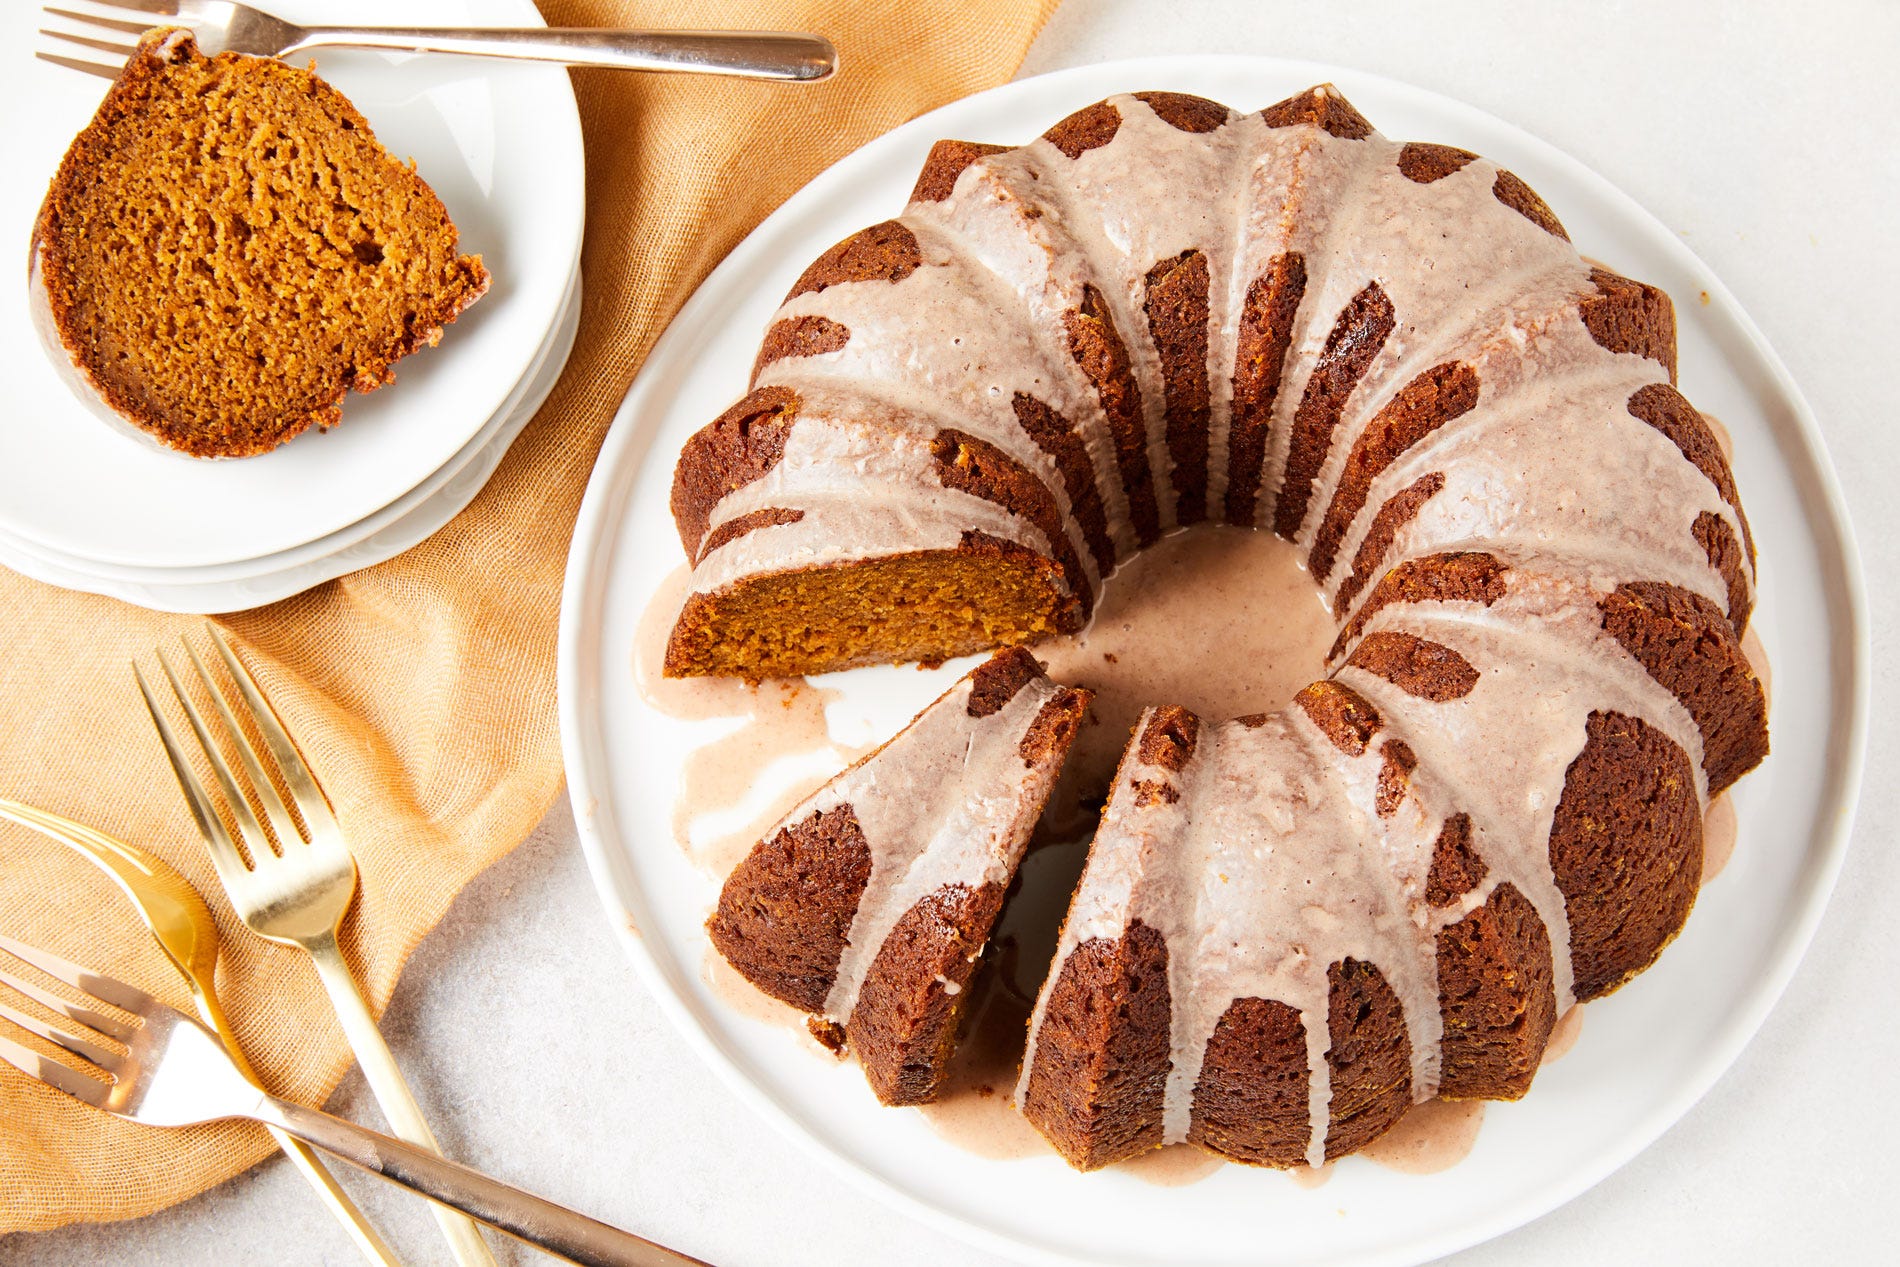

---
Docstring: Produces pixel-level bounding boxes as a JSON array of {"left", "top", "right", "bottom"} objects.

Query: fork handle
[
  {"left": 306, "top": 932, "right": 499, "bottom": 1267},
  {"left": 262, "top": 1124, "right": 409, "bottom": 1267},
  {"left": 281, "top": 27, "right": 836, "bottom": 81},
  {"left": 259, "top": 1095, "right": 708, "bottom": 1267}
]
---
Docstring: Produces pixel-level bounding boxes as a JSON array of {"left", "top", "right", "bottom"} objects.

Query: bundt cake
[
  {"left": 30, "top": 28, "right": 489, "bottom": 458},
  {"left": 709, "top": 648, "right": 1089, "bottom": 1104},
  {"left": 678, "top": 84, "right": 1768, "bottom": 1169}
]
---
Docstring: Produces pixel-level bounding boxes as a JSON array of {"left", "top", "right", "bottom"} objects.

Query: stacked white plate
[{"left": 0, "top": 0, "right": 584, "bottom": 613}]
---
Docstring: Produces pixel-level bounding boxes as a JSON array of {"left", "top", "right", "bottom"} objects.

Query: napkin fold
[{"left": 0, "top": 0, "right": 1059, "bottom": 1233}]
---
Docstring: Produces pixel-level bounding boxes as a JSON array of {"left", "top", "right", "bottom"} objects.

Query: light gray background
[{"left": 6, "top": 0, "right": 1897, "bottom": 1262}]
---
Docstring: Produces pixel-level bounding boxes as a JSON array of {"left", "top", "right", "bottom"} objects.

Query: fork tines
[
  {"left": 38, "top": 1, "right": 184, "bottom": 79},
  {"left": 0, "top": 933, "right": 143, "bottom": 1105},
  {"left": 136, "top": 626, "right": 327, "bottom": 876}
]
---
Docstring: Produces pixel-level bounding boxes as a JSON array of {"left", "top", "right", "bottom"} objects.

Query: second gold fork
[{"left": 136, "top": 627, "right": 498, "bottom": 1267}]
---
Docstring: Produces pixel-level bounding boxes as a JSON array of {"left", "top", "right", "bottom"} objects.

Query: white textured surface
[{"left": 5, "top": 0, "right": 1897, "bottom": 1262}]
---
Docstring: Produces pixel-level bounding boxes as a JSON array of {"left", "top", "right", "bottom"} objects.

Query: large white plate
[
  {"left": 0, "top": 258, "right": 578, "bottom": 612},
  {"left": 558, "top": 57, "right": 1868, "bottom": 1267},
  {"left": 0, "top": 0, "right": 583, "bottom": 569}
]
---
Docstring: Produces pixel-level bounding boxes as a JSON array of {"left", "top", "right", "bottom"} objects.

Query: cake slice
[
  {"left": 31, "top": 28, "right": 489, "bottom": 457},
  {"left": 708, "top": 648, "right": 1089, "bottom": 1104}
]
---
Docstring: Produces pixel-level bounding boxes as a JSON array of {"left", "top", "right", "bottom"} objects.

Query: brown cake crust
[
  {"left": 931, "top": 428, "right": 1096, "bottom": 617},
  {"left": 1043, "top": 101, "right": 1123, "bottom": 158},
  {"left": 1333, "top": 551, "right": 1510, "bottom": 660},
  {"left": 1275, "top": 282, "right": 1397, "bottom": 538},
  {"left": 1425, "top": 813, "right": 1487, "bottom": 906},
  {"left": 1549, "top": 710, "right": 1702, "bottom": 1000},
  {"left": 1064, "top": 285, "right": 1161, "bottom": 546},
  {"left": 1376, "top": 738, "right": 1418, "bottom": 816},
  {"left": 1137, "top": 705, "right": 1201, "bottom": 770},
  {"left": 967, "top": 645, "right": 1042, "bottom": 717},
  {"left": 1345, "top": 631, "right": 1480, "bottom": 702},
  {"left": 910, "top": 140, "right": 1009, "bottom": 203},
  {"left": 1597, "top": 581, "right": 1769, "bottom": 794},
  {"left": 1295, "top": 680, "right": 1382, "bottom": 755},
  {"left": 1019, "top": 922, "right": 1174, "bottom": 1169},
  {"left": 1695, "top": 511, "right": 1754, "bottom": 635},
  {"left": 1579, "top": 267, "right": 1677, "bottom": 383},
  {"left": 1022, "top": 687, "right": 1091, "bottom": 764},
  {"left": 1260, "top": 85, "right": 1372, "bottom": 140},
  {"left": 1145, "top": 250, "right": 1214, "bottom": 524},
  {"left": 1397, "top": 142, "right": 1476, "bottom": 184},
  {"left": 1333, "top": 471, "right": 1447, "bottom": 618},
  {"left": 752, "top": 315, "right": 850, "bottom": 384},
  {"left": 707, "top": 804, "right": 873, "bottom": 1010},
  {"left": 846, "top": 881, "right": 1009, "bottom": 1105},
  {"left": 1133, "top": 91, "right": 1232, "bottom": 134},
  {"left": 1011, "top": 393, "right": 1118, "bottom": 573},
  {"left": 1225, "top": 252, "right": 1308, "bottom": 524},
  {"left": 1130, "top": 705, "right": 1199, "bottom": 806},
  {"left": 34, "top": 29, "right": 487, "bottom": 457},
  {"left": 1626, "top": 383, "right": 1756, "bottom": 565},
  {"left": 670, "top": 386, "right": 801, "bottom": 557},
  {"left": 1435, "top": 881, "right": 1557, "bottom": 1099},
  {"left": 1321, "top": 959, "right": 1415, "bottom": 1158},
  {"left": 1189, "top": 996, "right": 1311, "bottom": 1165},
  {"left": 1309, "top": 360, "right": 1480, "bottom": 579},
  {"left": 1189, "top": 959, "right": 1414, "bottom": 1167},
  {"left": 696, "top": 507, "right": 805, "bottom": 564},
  {"left": 1492, "top": 170, "right": 1570, "bottom": 240},
  {"left": 786, "top": 220, "right": 921, "bottom": 301}
]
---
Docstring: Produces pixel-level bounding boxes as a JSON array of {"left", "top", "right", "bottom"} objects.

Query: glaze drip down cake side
[
  {"left": 708, "top": 649, "right": 1089, "bottom": 1104},
  {"left": 683, "top": 85, "right": 1768, "bottom": 1170}
]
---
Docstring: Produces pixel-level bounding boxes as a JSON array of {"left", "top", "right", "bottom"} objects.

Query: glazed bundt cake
[
  {"left": 709, "top": 649, "right": 1089, "bottom": 1104},
  {"left": 31, "top": 28, "right": 489, "bottom": 457},
  {"left": 679, "top": 85, "right": 1768, "bottom": 1169}
]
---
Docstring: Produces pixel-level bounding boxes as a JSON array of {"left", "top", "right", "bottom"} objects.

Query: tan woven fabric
[{"left": 0, "top": 0, "right": 1058, "bottom": 1233}]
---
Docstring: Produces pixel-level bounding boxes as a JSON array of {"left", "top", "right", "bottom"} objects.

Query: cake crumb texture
[{"left": 34, "top": 29, "right": 488, "bottom": 457}]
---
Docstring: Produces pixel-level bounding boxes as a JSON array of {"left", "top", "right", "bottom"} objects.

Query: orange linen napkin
[{"left": 0, "top": 0, "right": 1060, "bottom": 1233}]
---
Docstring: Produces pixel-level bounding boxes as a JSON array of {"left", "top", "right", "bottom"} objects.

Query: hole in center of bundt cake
[{"left": 1035, "top": 524, "right": 1332, "bottom": 841}]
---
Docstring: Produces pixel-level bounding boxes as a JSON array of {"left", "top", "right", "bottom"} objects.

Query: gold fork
[
  {"left": 0, "top": 798, "right": 402, "bottom": 1267},
  {"left": 136, "top": 627, "right": 498, "bottom": 1267}
]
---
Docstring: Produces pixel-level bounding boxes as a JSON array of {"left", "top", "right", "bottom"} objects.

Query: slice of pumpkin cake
[
  {"left": 31, "top": 28, "right": 489, "bottom": 457},
  {"left": 708, "top": 648, "right": 1090, "bottom": 1105}
]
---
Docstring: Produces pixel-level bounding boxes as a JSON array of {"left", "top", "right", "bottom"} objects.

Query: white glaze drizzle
[
  {"left": 682, "top": 89, "right": 1759, "bottom": 1165},
  {"left": 779, "top": 669, "right": 1070, "bottom": 1025}
]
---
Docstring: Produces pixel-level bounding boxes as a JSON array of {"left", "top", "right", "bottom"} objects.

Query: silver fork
[
  {"left": 37, "top": 0, "right": 835, "bottom": 81},
  {"left": 0, "top": 933, "right": 708, "bottom": 1267},
  {"left": 135, "top": 627, "right": 497, "bottom": 1267},
  {"left": 0, "top": 798, "right": 404, "bottom": 1267}
]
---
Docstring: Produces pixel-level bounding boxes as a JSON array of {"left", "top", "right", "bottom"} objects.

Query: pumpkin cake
[
  {"left": 31, "top": 28, "right": 489, "bottom": 458},
  {"left": 708, "top": 648, "right": 1089, "bottom": 1104},
  {"left": 677, "top": 86, "right": 1769, "bottom": 1170}
]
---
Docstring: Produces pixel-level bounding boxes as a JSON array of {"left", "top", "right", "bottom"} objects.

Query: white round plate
[
  {"left": 0, "top": 260, "right": 579, "bottom": 612},
  {"left": 0, "top": 254, "right": 578, "bottom": 593},
  {"left": 0, "top": 0, "right": 583, "bottom": 569},
  {"left": 559, "top": 57, "right": 1868, "bottom": 1267}
]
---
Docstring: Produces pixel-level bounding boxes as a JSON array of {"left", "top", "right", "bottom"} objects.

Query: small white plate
[
  {"left": 0, "top": 0, "right": 583, "bottom": 569},
  {"left": 0, "top": 262, "right": 578, "bottom": 612},
  {"left": 559, "top": 57, "right": 1868, "bottom": 1267},
  {"left": 0, "top": 252, "right": 578, "bottom": 589}
]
